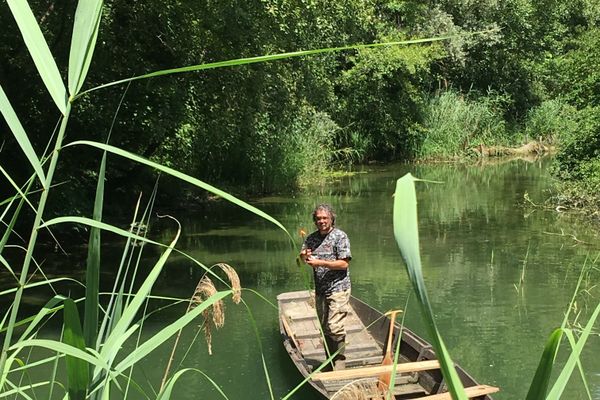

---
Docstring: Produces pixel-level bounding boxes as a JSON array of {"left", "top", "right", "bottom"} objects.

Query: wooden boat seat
[
  {"left": 313, "top": 360, "right": 440, "bottom": 381},
  {"left": 420, "top": 384, "right": 500, "bottom": 399}
]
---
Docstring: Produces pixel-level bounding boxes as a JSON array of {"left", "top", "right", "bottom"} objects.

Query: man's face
[{"left": 314, "top": 210, "right": 333, "bottom": 235}]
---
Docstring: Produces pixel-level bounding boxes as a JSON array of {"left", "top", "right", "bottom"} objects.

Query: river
[{"left": 8, "top": 157, "right": 600, "bottom": 399}]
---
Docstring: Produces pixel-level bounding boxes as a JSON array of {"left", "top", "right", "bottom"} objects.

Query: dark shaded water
[{"left": 8, "top": 157, "right": 600, "bottom": 399}]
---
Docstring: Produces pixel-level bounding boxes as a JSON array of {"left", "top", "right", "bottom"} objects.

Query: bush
[
  {"left": 236, "top": 105, "right": 338, "bottom": 191},
  {"left": 335, "top": 42, "right": 443, "bottom": 161},
  {"left": 553, "top": 106, "right": 600, "bottom": 208},
  {"left": 554, "top": 106, "right": 600, "bottom": 179},
  {"left": 523, "top": 99, "right": 578, "bottom": 143},
  {"left": 278, "top": 106, "right": 339, "bottom": 187}
]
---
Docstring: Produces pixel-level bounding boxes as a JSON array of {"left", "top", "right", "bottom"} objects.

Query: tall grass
[
  {"left": 523, "top": 99, "right": 578, "bottom": 144},
  {"left": 418, "top": 90, "right": 507, "bottom": 159}
]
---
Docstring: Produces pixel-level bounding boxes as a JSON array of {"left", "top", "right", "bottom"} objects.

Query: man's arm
[{"left": 306, "top": 258, "right": 349, "bottom": 270}]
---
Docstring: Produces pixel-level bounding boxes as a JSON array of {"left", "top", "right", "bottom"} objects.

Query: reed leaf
[
  {"left": 63, "top": 140, "right": 294, "bottom": 242},
  {"left": 96, "top": 221, "right": 180, "bottom": 381},
  {"left": 562, "top": 329, "right": 592, "bottom": 399},
  {"left": 0, "top": 166, "right": 37, "bottom": 214},
  {"left": 0, "top": 86, "right": 46, "bottom": 185},
  {"left": 0, "top": 277, "right": 83, "bottom": 298},
  {"left": 157, "top": 368, "right": 230, "bottom": 400},
  {"left": 525, "top": 328, "right": 563, "bottom": 400},
  {"left": 39, "top": 217, "right": 159, "bottom": 246},
  {"left": 63, "top": 298, "right": 89, "bottom": 400},
  {"left": 115, "top": 290, "right": 231, "bottom": 374},
  {"left": 0, "top": 175, "right": 35, "bottom": 256},
  {"left": 84, "top": 151, "right": 106, "bottom": 348},
  {"left": 0, "top": 380, "right": 50, "bottom": 398},
  {"left": 6, "top": 0, "right": 66, "bottom": 114},
  {"left": 75, "top": 34, "right": 472, "bottom": 99},
  {"left": 546, "top": 302, "right": 600, "bottom": 400},
  {"left": 9, "top": 339, "right": 108, "bottom": 371},
  {"left": 17, "top": 295, "right": 66, "bottom": 341},
  {"left": 68, "top": 0, "right": 103, "bottom": 96},
  {"left": 0, "top": 255, "right": 17, "bottom": 283},
  {"left": 392, "top": 173, "right": 466, "bottom": 399},
  {"left": 9, "top": 355, "right": 64, "bottom": 373},
  {"left": 38, "top": 216, "right": 232, "bottom": 294}
]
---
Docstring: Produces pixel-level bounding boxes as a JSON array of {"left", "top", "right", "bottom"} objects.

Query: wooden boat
[{"left": 278, "top": 290, "right": 499, "bottom": 399}]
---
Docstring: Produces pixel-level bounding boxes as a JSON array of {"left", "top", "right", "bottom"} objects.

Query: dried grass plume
[
  {"left": 331, "top": 379, "right": 384, "bottom": 400},
  {"left": 216, "top": 263, "right": 241, "bottom": 304}
]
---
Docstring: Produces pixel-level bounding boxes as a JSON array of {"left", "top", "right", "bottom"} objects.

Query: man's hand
[{"left": 300, "top": 249, "right": 312, "bottom": 263}]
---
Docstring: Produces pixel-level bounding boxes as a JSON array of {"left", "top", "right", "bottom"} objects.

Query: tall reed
[{"left": 418, "top": 91, "right": 507, "bottom": 159}]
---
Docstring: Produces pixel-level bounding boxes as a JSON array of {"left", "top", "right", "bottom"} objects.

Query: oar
[{"left": 378, "top": 309, "right": 402, "bottom": 394}]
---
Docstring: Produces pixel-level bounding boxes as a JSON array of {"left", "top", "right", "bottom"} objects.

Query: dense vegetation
[{"left": 1, "top": 1, "right": 599, "bottom": 210}]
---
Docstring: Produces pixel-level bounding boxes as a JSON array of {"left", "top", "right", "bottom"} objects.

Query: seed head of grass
[
  {"left": 191, "top": 276, "right": 224, "bottom": 353},
  {"left": 216, "top": 263, "right": 241, "bottom": 304},
  {"left": 331, "top": 379, "right": 383, "bottom": 400}
]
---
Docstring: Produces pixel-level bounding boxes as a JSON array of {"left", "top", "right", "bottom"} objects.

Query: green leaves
[
  {"left": 0, "top": 86, "right": 46, "bottom": 186},
  {"left": 68, "top": 0, "right": 103, "bottom": 96},
  {"left": 525, "top": 328, "right": 563, "bottom": 400},
  {"left": 546, "top": 303, "right": 600, "bottom": 400},
  {"left": 75, "top": 35, "right": 456, "bottom": 99},
  {"left": 392, "top": 173, "right": 467, "bottom": 399},
  {"left": 6, "top": 0, "right": 67, "bottom": 114},
  {"left": 63, "top": 298, "right": 89, "bottom": 400},
  {"left": 83, "top": 151, "right": 106, "bottom": 348}
]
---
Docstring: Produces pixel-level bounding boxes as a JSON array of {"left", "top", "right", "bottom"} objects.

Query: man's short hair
[{"left": 312, "top": 203, "right": 336, "bottom": 226}]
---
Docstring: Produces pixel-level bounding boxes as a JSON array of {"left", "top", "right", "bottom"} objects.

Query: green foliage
[
  {"left": 550, "top": 28, "right": 600, "bottom": 109},
  {"left": 553, "top": 106, "right": 600, "bottom": 208},
  {"left": 393, "top": 174, "right": 468, "bottom": 398},
  {"left": 555, "top": 106, "right": 600, "bottom": 179},
  {"left": 418, "top": 90, "right": 507, "bottom": 159},
  {"left": 63, "top": 298, "right": 89, "bottom": 400},
  {"left": 523, "top": 99, "right": 578, "bottom": 143},
  {"left": 263, "top": 105, "right": 339, "bottom": 189},
  {"left": 336, "top": 41, "right": 443, "bottom": 160},
  {"left": 525, "top": 328, "right": 563, "bottom": 400}
]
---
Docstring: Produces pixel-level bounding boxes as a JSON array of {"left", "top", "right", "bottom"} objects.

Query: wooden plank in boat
[
  {"left": 295, "top": 323, "right": 366, "bottom": 339},
  {"left": 421, "top": 385, "right": 499, "bottom": 399},
  {"left": 302, "top": 342, "right": 381, "bottom": 358},
  {"left": 277, "top": 291, "right": 312, "bottom": 301},
  {"left": 323, "top": 373, "right": 419, "bottom": 392},
  {"left": 313, "top": 359, "right": 440, "bottom": 381},
  {"left": 328, "top": 382, "right": 427, "bottom": 399}
]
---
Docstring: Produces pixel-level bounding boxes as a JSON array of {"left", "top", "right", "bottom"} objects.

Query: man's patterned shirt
[{"left": 302, "top": 227, "right": 352, "bottom": 295}]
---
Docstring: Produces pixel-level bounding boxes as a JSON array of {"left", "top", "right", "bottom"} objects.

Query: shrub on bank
[
  {"left": 417, "top": 90, "right": 507, "bottom": 159},
  {"left": 553, "top": 106, "right": 600, "bottom": 208},
  {"left": 275, "top": 106, "right": 339, "bottom": 188},
  {"left": 523, "top": 99, "right": 578, "bottom": 144}
]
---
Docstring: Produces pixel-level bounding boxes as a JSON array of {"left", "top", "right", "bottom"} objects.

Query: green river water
[{"left": 9, "top": 157, "right": 600, "bottom": 399}]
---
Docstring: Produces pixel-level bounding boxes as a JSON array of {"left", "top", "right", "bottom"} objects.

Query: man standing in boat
[{"left": 300, "top": 204, "right": 352, "bottom": 370}]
